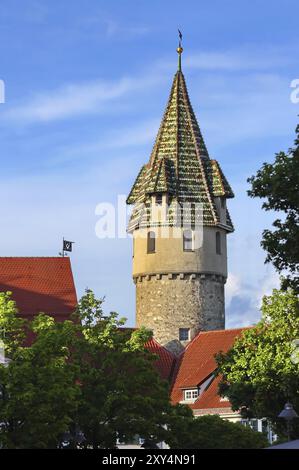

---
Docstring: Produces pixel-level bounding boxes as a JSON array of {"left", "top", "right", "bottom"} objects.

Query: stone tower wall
[
  {"left": 135, "top": 272, "right": 225, "bottom": 354},
  {"left": 132, "top": 223, "right": 228, "bottom": 354}
]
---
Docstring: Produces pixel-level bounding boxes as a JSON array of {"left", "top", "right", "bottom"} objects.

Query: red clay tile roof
[
  {"left": 190, "top": 375, "right": 231, "bottom": 410},
  {"left": 171, "top": 328, "right": 247, "bottom": 408},
  {"left": 115, "top": 330, "right": 176, "bottom": 381},
  {"left": 0, "top": 257, "right": 77, "bottom": 319},
  {"left": 146, "top": 337, "right": 177, "bottom": 381}
]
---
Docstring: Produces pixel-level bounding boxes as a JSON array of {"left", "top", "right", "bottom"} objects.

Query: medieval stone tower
[{"left": 127, "top": 43, "right": 234, "bottom": 354}]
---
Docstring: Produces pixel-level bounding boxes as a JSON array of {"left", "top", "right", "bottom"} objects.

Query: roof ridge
[
  {"left": 179, "top": 74, "right": 219, "bottom": 225},
  {"left": 210, "top": 159, "right": 234, "bottom": 199},
  {"left": 210, "top": 159, "right": 225, "bottom": 195},
  {"left": 149, "top": 73, "right": 179, "bottom": 168},
  {"left": 194, "top": 326, "right": 252, "bottom": 336},
  {"left": 176, "top": 327, "right": 251, "bottom": 363}
]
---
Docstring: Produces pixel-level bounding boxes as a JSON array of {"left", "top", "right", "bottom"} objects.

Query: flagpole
[{"left": 62, "top": 237, "right": 65, "bottom": 257}]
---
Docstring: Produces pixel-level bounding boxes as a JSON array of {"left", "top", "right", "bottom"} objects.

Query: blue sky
[{"left": 0, "top": 0, "right": 298, "bottom": 327}]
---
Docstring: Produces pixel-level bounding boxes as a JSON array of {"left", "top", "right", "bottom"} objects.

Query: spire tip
[{"left": 177, "top": 29, "right": 183, "bottom": 71}]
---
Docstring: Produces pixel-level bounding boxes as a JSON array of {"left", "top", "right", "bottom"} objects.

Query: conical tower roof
[{"left": 127, "top": 48, "right": 234, "bottom": 232}]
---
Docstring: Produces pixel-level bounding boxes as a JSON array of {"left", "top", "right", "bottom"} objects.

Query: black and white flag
[{"left": 63, "top": 239, "right": 74, "bottom": 252}]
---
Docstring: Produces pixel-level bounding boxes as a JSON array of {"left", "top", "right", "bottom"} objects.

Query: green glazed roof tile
[{"left": 127, "top": 70, "right": 234, "bottom": 232}]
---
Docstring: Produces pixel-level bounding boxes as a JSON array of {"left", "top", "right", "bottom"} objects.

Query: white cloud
[
  {"left": 226, "top": 273, "right": 242, "bottom": 305},
  {"left": 154, "top": 44, "right": 299, "bottom": 77},
  {"left": 4, "top": 79, "right": 132, "bottom": 123},
  {"left": 104, "top": 20, "right": 150, "bottom": 39},
  {"left": 2, "top": 74, "right": 163, "bottom": 125},
  {"left": 48, "top": 118, "right": 160, "bottom": 166},
  {"left": 253, "top": 271, "right": 281, "bottom": 310},
  {"left": 184, "top": 48, "right": 296, "bottom": 71},
  {"left": 226, "top": 270, "right": 280, "bottom": 328},
  {"left": 2, "top": 44, "right": 297, "bottom": 134}
]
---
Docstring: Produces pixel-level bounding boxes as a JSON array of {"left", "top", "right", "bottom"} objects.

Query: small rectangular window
[
  {"left": 179, "top": 328, "right": 190, "bottom": 341},
  {"left": 216, "top": 231, "right": 221, "bottom": 255},
  {"left": 183, "top": 230, "right": 193, "bottom": 251},
  {"left": 221, "top": 198, "right": 226, "bottom": 209},
  {"left": 147, "top": 231, "right": 156, "bottom": 253}
]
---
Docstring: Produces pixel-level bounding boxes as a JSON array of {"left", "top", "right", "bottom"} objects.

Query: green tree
[
  {"left": 0, "top": 290, "right": 172, "bottom": 449},
  {"left": 216, "top": 289, "right": 299, "bottom": 440},
  {"left": 72, "top": 289, "right": 171, "bottom": 449},
  {"left": 166, "top": 413, "right": 268, "bottom": 449},
  {"left": 0, "top": 291, "right": 25, "bottom": 355},
  {"left": 247, "top": 124, "right": 299, "bottom": 291},
  {"left": 0, "top": 293, "right": 80, "bottom": 449}
]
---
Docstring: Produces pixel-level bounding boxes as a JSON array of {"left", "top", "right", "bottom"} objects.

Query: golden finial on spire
[{"left": 177, "top": 29, "right": 183, "bottom": 71}]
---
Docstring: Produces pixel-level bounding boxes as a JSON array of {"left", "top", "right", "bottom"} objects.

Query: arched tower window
[
  {"left": 183, "top": 229, "right": 193, "bottom": 251},
  {"left": 216, "top": 231, "right": 221, "bottom": 255},
  {"left": 147, "top": 231, "right": 156, "bottom": 253}
]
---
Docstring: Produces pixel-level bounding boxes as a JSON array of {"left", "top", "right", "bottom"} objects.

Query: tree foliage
[
  {"left": 0, "top": 290, "right": 171, "bottom": 449},
  {"left": 166, "top": 411, "right": 268, "bottom": 449},
  {"left": 0, "top": 293, "right": 80, "bottom": 449},
  {"left": 216, "top": 289, "right": 299, "bottom": 439},
  {"left": 1, "top": 288, "right": 279, "bottom": 448},
  {"left": 247, "top": 124, "right": 299, "bottom": 291},
  {"left": 72, "top": 290, "right": 170, "bottom": 449}
]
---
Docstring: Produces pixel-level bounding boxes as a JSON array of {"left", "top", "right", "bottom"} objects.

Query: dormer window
[
  {"left": 220, "top": 396, "right": 230, "bottom": 402},
  {"left": 184, "top": 389, "right": 199, "bottom": 401}
]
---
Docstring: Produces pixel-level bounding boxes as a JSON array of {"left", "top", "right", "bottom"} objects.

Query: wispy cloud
[
  {"left": 2, "top": 72, "right": 164, "bottom": 125},
  {"left": 226, "top": 270, "right": 280, "bottom": 328},
  {"left": 3, "top": 78, "right": 134, "bottom": 123},
  {"left": 153, "top": 44, "right": 299, "bottom": 76},
  {"left": 104, "top": 20, "right": 150, "bottom": 39},
  {"left": 47, "top": 118, "right": 160, "bottom": 166},
  {"left": 2, "top": 44, "right": 296, "bottom": 130},
  {"left": 186, "top": 71, "right": 297, "bottom": 154},
  {"left": 184, "top": 47, "right": 297, "bottom": 71}
]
